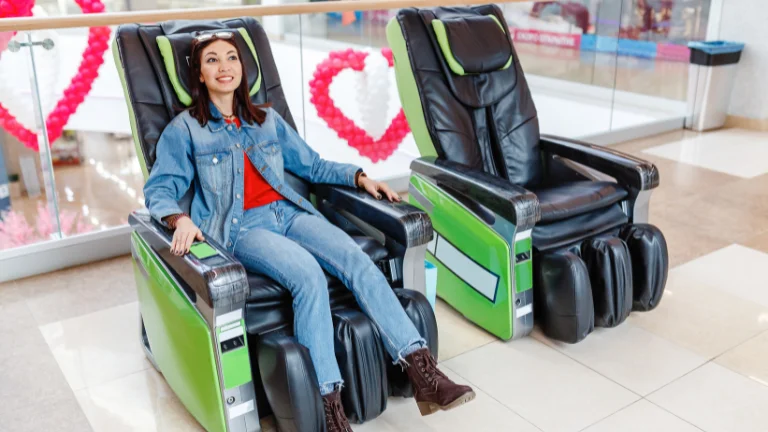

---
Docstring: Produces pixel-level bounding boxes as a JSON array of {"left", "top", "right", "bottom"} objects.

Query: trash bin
[{"left": 685, "top": 41, "right": 745, "bottom": 131}]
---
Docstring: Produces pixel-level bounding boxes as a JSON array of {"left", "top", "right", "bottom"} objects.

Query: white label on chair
[
  {"left": 515, "top": 303, "right": 533, "bottom": 318},
  {"left": 229, "top": 400, "right": 254, "bottom": 420},
  {"left": 220, "top": 326, "right": 244, "bottom": 342},
  {"left": 433, "top": 233, "right": 499, "bottom": 302},
  {"left": 215, "top": 310, "right": 243, "bottom": 328}
]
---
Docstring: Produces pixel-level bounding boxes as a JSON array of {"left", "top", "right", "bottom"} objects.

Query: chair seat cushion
[
  {"left": 533, "top": 204, "right": 628, "bottom": 251},
  {"left": 532, "top": 181, "right": 628, "bottom": 224}
]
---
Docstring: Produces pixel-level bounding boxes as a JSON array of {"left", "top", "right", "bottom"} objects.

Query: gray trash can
[{"left": 685, "top": 41, "right": 745, "bottom": 131}]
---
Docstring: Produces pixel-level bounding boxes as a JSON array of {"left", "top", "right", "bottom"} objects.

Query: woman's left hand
[{"left": 358, "top": 176, "right": 402, "bottom": 202}]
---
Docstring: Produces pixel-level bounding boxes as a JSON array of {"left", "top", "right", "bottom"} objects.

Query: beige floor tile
[
  {"left": 581, "top": 399, "right": 702, "bottom": 432},
  {"left": 715, "top": 330, "right": 768, "bottom": 387},
  {"left": 649, "top": 217, "right": 731, "bottom": 268},
  {"left": 0, "top": 281, "right": 23, "bottom": 304},
  {"left": 443, "top": 338, "right": 639, "bottom": 432},
  {"left": 0, "top": 298, "right": 37, "bottom": 329},
  {"left": 354, "top": 366, "right": 541, "bottom": 432},
  {"left": 16, "top": 255, "right": 137, "bottom": 325},
  {"left": 535, "top": 323, "right": 707, "bottom": 396},
  {"left": 629, "top": 270, "right": 768, "bottom": 359},
  {"left": 671, "top": 245, "right": 768, "bottom": 308},
  {"left": 0, "top": 326, "right": 92, "bottom": 432},
  {"left": 434, "top": 299, "right": 497, "bottom": 362},
  {"left": 75, "top": 369, "right": 204, "bottom": 432},
  {"left": 648, "top": 362, "right": 768, "bottom": 432},
  {"left": 39, "top": 302, "right": 151, "bottom": 391}
]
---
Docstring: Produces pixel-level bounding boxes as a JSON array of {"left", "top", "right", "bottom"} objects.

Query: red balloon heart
[
  {"left": 0, "top": 0, "right": 110, "bottom": 151},
  {"left": 309, "top": 47, "right": 410, "bottom": 163},
  {"left": 0, "top": 0, "right": 33, "bottom": 53}
]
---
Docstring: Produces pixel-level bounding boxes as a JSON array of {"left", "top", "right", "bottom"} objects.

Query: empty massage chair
[
  {"left": 387, "top": 5, "right": 669, "bottom": 344},
  {"left": 113, "top": 17, "right": 438, "bottom": 432}
]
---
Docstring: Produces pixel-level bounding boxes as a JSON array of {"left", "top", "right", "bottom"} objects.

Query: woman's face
[{"left": 198, "top": 40, "right": 242, "bottom": 97}]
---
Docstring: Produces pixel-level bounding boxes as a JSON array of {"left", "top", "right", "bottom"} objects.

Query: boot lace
[
  {"left": 324, "top": 395, "right": 351, "bottom": 432},
  {"left": 414, "top": 352, "right": 449, "bottom": 391}
]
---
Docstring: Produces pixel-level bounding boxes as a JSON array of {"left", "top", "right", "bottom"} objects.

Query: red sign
[
  {"left": 656, "top": 43, "right": 690, "bottom": 62},
  {"left": 512, "top": 28, "right": 582, "bottom": 50}
]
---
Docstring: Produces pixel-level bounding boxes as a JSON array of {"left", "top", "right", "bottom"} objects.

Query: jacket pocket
[
  {"left": 258, "top": 140, "right": 280, "bottom": 155},
  {"left": 195, "top": 151, "right": 233, "bottom": 194}
]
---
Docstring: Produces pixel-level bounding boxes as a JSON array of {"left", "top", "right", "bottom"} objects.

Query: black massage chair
[{"left": 113, "top": 17, "right": 437, "bottom": 432}]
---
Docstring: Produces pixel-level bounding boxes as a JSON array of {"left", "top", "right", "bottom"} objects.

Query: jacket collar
[{"left": 206, "top": 100, "right": 260, "bottom": 131}]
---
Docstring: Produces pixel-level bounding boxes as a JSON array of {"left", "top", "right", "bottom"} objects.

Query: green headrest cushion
[
  {"left": 432, "top": 15, "right": 513, "bottom": 76},
  {"left": 156, "top": 28, "right": 262, "bottom": 106}
]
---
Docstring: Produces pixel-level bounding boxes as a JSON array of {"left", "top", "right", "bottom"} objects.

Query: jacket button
[
  {"left": 227, "top": 241, "right": 232, "bottom": 247},
  {"left": 236, "top": 143, "right": 241, "bottom": 148},
  {"left": 236, "top": 194, "right": 241, "bottom": 199},
  {"left": 232, "top": 218, "right": 238, "bottom": 224},
  {"left": 212, "top": 157, "right": 218, "bottom": 164},
  {"left": 237, "top": 168, "right": 243, "bottom": 174}
]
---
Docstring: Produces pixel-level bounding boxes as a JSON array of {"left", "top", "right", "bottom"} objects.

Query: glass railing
[{"left": 0, "top": 0, "right": 710, "bottom": 272}]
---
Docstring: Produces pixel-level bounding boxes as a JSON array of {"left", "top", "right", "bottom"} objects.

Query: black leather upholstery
[
  {"left": 255, "top": 332, "right": 325, "bottom": 432},
  {"left": 532, "top": 181, "right": 627, "bottom": 224},
  {"left": 396, "top": 6, "right": 542, "bottom": 186},
  {"left": 119, "top": 16, "right": 439, "bottom": 429},
  {"left": 332, "top": 309, "right": 389, "bottom": 423},
  {"left": 396, "top": 5, "right": 668, "bottom": 344}
]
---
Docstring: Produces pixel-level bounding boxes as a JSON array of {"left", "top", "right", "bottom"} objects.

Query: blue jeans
[{"left": 233, "top": 200, "right": 427, "bottom": 395}]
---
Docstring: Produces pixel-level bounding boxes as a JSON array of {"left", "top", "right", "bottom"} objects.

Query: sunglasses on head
[{"left": 193, "top": 31, "right": 234, "bottom": 42}]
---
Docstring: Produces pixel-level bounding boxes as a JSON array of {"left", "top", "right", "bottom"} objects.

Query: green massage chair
[
  {"left": 387, "top": 5, "right": 669, "bottom": 343},
  {"left": 113, "top": 17, "right": 439, "bottom": 432}
]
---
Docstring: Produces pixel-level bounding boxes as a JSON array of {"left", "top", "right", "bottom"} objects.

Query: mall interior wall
[{"left": 711, "top": 0, "right": 768, "bottom": 129}]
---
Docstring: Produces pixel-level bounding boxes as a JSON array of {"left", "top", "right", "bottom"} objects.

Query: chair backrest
[
  {"left": 114, "top": 17, "right": 311, "bottom": 201},
  {"left": 388, "top": 5, "right": 543, "bottom": 188}
]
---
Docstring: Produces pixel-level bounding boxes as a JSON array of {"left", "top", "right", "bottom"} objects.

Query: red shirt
[{"left": 225, "top": 117, "right": 283, "bottom": 209}]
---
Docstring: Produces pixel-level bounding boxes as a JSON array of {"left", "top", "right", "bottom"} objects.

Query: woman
[{"left": 143, "top": 31, "right": 475, "bottom": 430}]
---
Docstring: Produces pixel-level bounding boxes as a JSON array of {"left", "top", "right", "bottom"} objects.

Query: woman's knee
[{"left": 285, "top": 255, "right": 328, "bottom": 298}]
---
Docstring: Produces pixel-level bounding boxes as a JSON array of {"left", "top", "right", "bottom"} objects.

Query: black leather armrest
[
  {"left": 540, "top": 135, "right": 660, "bottom": 193},
  {"left": 314, "top": 184, "right": 433, "bottom": 248},
  {"left": 410, "top": 156, "right": 540, "bottom": 230},
  {"left": 129, "top": 209, "right": 248, "bottom": 310}
]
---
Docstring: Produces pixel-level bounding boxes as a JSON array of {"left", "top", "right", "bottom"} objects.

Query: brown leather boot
[
  {"left": 322, "top": 390, "right": 353, "bottom": 432},
  {"left": 404, "top": 348, "right": 476, "bottom": 416}
]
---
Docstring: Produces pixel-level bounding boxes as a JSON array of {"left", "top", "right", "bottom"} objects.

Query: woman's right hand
[{"left": 171, "top": 216, "right": 205, "bottom": 256}]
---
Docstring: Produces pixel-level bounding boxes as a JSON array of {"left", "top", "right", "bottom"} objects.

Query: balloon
[{"left": 0, "top": 0, "right": 110, "bottom": 151}]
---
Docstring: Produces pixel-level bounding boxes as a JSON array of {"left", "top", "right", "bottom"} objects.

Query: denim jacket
[{"left": 143, "top": 102, "right": 362, "bottom": 251}]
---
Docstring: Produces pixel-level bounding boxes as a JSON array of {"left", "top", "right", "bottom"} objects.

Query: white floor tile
[
  {"left": 39, "top": 301, "right": 151, "bottom": 391},
  {"left": 648, "top": 362, "right": 768, "bottom": 432},
  {"left": 642, "top": 129, "right": 768, "bottom": 178},
  {"left": 715, "top": 330, "right": 768, "bottom": 387},
  {"left": 671, "top": 244, "right": 768, "bottom": 308},
  {"left": 582, "top": 400, "right": 702, "bottom": 432},
  {"left": 75, "top": 369, "right": 204, "bottom": 432},
  {"left": 354, "top": 366, "right": 541, "bottom": 432},
  {"left": 536, "top": 323, "right": 708, "bottom": 396},
  {"left": 443, "top": 338, "right": 639, "bottom": 432},
  {"left": 628, "top": 266, "right": 768, "bottom": 359}
]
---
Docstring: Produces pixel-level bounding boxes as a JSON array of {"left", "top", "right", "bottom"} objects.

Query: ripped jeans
[{"left": 233, "top": 200, "right": 427, "bottom": 395}]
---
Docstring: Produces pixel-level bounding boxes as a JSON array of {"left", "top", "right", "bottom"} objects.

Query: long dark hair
[{"left": 188, "top": 34, "right": 270, "bottom": 127}]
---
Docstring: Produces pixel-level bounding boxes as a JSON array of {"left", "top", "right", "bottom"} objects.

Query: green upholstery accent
[
  {"left": 430, "top": 15, "right": 512, "bottom": 76},
  {"left": 431, "top": 20, "right": 466, "bottom": 76},
  {"left": 236, "top": 27, "right": 262, "bottom": 98},
  {"left": 157, "top": 35, "right": 193, "bottom": 106},
  {"left": 156, "top": 28, "right": 262, "bottom": 107},
  {"left": 386, "top": 18, "right": 438, "bottom": 157},
  {"left": 131, "top": 233, "right": 227, "bottom": 432},
  {"left": 112, "top": 38, "right": 149, "bottom": 180}
]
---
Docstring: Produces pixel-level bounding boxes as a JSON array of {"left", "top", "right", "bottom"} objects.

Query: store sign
[{"left": 511, "top": 28, "right": 582, "bottom": 50}]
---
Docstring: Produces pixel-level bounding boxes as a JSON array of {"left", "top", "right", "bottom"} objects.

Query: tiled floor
[{"left": 2, "top": 127, "right": 768, "bottom": 432}]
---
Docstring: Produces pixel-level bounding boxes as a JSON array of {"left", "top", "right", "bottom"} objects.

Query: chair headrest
[
  {"left": 431, "top": 15, "right": 513, "bottom": 75},
  {"left": 155, "top": 27, "right": 262, "bottom": 106}
]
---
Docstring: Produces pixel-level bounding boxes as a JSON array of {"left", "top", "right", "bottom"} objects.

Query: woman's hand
[
  {"left": 170, "top": 216, "right": 205, "bottom": 256},
  {"left": 358, "top": 175, "right": 402, "bottom": 202}
]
